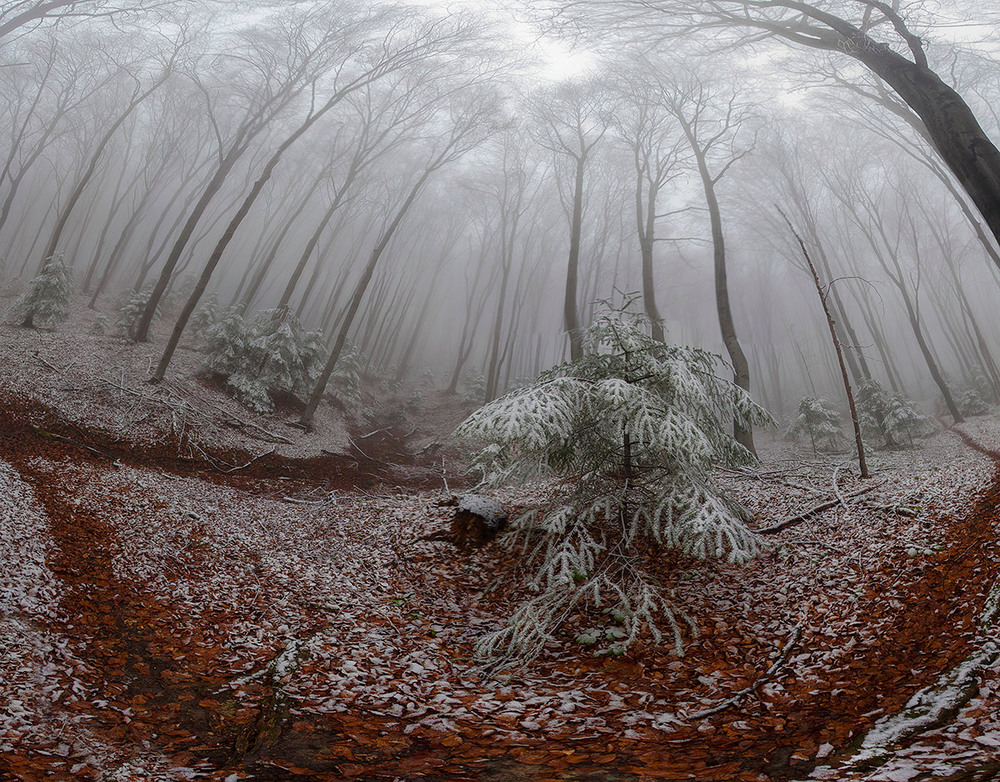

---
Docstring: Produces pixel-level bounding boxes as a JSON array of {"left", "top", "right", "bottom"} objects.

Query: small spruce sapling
[
  {"left": 117, "top": 286, "right": 159, "bottom": 339},
  {"left": 967, "top": 366, "right": 997, "bottom": 404},
  {"left": 188, "top": 292, "right": 220, "bottom": 346},
  {"left": 327, "top": 342, "right": 364, "bottom": 421},
  {"left": 858, "top": 379, "right": 934, "bottom": 448},
  {"left": 461, "top": 372, "right": 486, "bottom": 404},
  {"left": 456, "top": 307, "right": 772, "bottom": 666},
  {"left": 787, "top": 397, "right": 843, "bottom": 453},
  {"left": 14, "top": 254, "right": 72, "bottom": 328},
  {"left": 857, "top": 379, "right": 895, "bottom": 447},
  {"left": 959, "top": 389, "right": 989, "bottom": 417},
  {"left": 204, "top": 306, "right": 328, "bottom": 414},
  {"left": 883, "top": 395, "right": 935, "bottom": 447}
]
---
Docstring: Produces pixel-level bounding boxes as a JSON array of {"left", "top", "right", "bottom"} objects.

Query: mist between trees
[{"left": 3, "top": 0, "right": 1000, "bottom": 430}]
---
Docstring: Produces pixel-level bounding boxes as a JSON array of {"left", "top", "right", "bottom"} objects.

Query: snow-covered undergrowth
[
  {"left": 4, "top": 297, "right": 1000, "bottom": 780},
  {"left": 0, "top": 460, "right": 59, "bottom": 618},
  {"left": 37, "top": 419, "right": 996, "bottom": 761},
  {"left": 0, "top": 300, "right": 350, "bottom": 459}
]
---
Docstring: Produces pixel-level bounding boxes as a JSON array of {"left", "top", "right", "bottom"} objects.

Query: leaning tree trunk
[
  {"left": 785, "top": 216, "right": 868, "bottom": 478},
  {"left": 132, "top": 153, "right": 238, "bottom": 342},
  {"left": 901, "top": 293, "right": 964, "bottom": 424},
  {"left": 845, "top": 43, "right": 1000, "bottom": 255},
  {"left": 298, "top": 169, "right": 433, "bottom": 428},
  {"left": 39, "top": 76, "right": 167, "bottom": 276}
]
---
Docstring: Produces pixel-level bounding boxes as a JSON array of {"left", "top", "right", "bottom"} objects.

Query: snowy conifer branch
[{"left": 456, "top": 307, "right": 774, "bottom": 667}]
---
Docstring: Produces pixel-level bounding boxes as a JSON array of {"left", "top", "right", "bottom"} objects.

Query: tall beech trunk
[
  {"left": 152, "top": 129, "right": 310, "bottom": 380},
  {"left": 295, "top": 211, "right": 355, "bottom": 319},
  {"left": 681, "top": 120, "right": 755, "bottom": 455},
  {"left": 276, "top": 186, "right": 351, "bottom": 312},
  {"left": 394, "top": 259, "right": 445, "bottom": 381},
  {"left": 133, "top": 145, "right": 246, "bottom": 342},
  {"left": 811, "top": 234, "right": 872, "bottom": 381},
  {"left": 447, "top": 245, "right": 496, "bottom": 394},
  {"left": 860, "top": 215, "right": 965, "bottom": 423},
  {"left": 637, "top": 177, "right": 665, "bottom": 342},
  {"left": 564, "top": 154, "right": 586, "bottom": 361}
]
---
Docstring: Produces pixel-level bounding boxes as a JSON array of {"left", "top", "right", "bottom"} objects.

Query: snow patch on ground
[{"left": 0, "top": 460, "right": 60, "bottom": 618}]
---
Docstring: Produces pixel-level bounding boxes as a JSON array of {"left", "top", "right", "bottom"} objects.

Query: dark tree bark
[
  {"left": 560, "top": 1, "right": 1000, "bottom": 262},
  {"left": 637, "top": 178, "right": 664, "bottom": 342},
  {"left": 850, "top": 202, "right": 965, "bottom": 423},
  {"left": 298, "top": 170, "right": 434, "bottom": 427},
  {"left": 673, "top": 101, "right": 756, "bottom": 455}
]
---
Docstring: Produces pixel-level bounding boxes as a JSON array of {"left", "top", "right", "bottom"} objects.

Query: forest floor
[{"left": 2, "top": 300, "right": 1000, "bottom": 781}]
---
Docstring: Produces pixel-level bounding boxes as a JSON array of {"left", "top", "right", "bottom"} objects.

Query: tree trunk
[
  {"left": 564, "top": 154, "right": 586, "bottom": 362},
  {"left": 848, "top": 48, "right": 1000, "bottom": 254},
  {"left": 39, "top": 76, "right": 167, "bottom": 275},
  {"left": 689, "top": 143, "right": 756, "bottom": 455},
  {"left": 637, "top": 178, "right": 665, "bottom": 342},
  {"left": 299, "top": 170, "right": 433, "bottom": 427},
  {"left": 133, "top": 149, "right": 240, "bottom": 342},
  {"left": 785, "top": 217, "right": 868, "bottom": 478}
]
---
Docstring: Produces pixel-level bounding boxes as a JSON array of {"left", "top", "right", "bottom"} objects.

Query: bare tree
[
  {"left": 782, "top": 211, "right": 869, "bottom": 477},
  {"left": 0, "top": 0, "right": 174, "bottom": 42},
  {"left": 531, "top": 77, "right": 610, "bottom": 361},
  {"left": 297, "top": 88, "right": 501, "bottom": 428},
  {"left": 610, "top": 60, "right": 685, "bottom": 342},
  {"left": 830, "top": 165, "right": 965, "bottom": 422},
  {"left": 132, "top": 2, "right": 361, "bottom": 342},
  {"left": 151, "top": 7, "right": 490, "bottom": 380},
  {"left": 663, "top": 70, "right": 758, "bottom": 454},
  {"left": 549, "top": 0, "right": 1000, "bottom": 253},
  {"left": 37, "top": 25, "right": 187, "bottom": 273}
]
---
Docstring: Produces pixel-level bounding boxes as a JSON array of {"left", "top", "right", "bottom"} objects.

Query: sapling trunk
[{"left": 783, "top": 214, "right": 869, "bottom": 479}]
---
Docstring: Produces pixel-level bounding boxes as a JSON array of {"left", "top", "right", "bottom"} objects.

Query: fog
[{"left": 3, "top": 0, "right": 1000, "bottom": 428}]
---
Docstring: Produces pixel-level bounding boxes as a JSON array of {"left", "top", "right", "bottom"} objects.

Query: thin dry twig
[
  {"left": 686, "top": 624, "right": 804, "bottom": 720},
  {"left": 832, "top": 464, "right": 849, "bottom": 509}
]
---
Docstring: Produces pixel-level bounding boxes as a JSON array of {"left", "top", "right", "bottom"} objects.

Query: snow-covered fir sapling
[
  {"left": 882, "top": 395, "right": 935, "bottom": 447},
  {"left": 966, "top": 365, "right": 998, "bottom": 404},
  {"left": 959, "top": 388, "right": 989, "bottom": 417},
  {"left": 857, "top": 379, "right": 895, "bottom": 447},
  {"left": 89, "top": 313, "right": 109, "bottom": 336},
  {"left": 461, "top": 371, "right": 486, "bottom": 404},
  {"left": 13, "top": 254, "right": 72, "bottom": 328},
  {"left": 455, "top": 307, "right": 773, "bottom": 667},
  {"left": 204, "top": 306, "right": 327, "bottom": 414},
  {"left": 116, "top": 286, "right": 159, "bottom": 339},
  {"left": 188, "top": 291, "right": 220, "bottom": 346},
  {"left": 856, "top": 379, "right": 934, "bottom": 448},
  {"left": 787, "top": 397, "right": 843, "bottom": 453},
  {"left": 327, "top": 342, "right": 363, "bottom": 421}
]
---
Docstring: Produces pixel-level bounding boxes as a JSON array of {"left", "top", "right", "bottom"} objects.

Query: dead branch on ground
[
  {"left": 757, "top": 485, "right": 878, "bottom": 534},
  {"left": 686, "top": 624, "right": 804, "bottom": 720}
]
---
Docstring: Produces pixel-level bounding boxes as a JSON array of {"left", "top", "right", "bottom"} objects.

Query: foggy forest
[{"left": 3, "top": 0, "right": 1000, "bottom": 780}]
